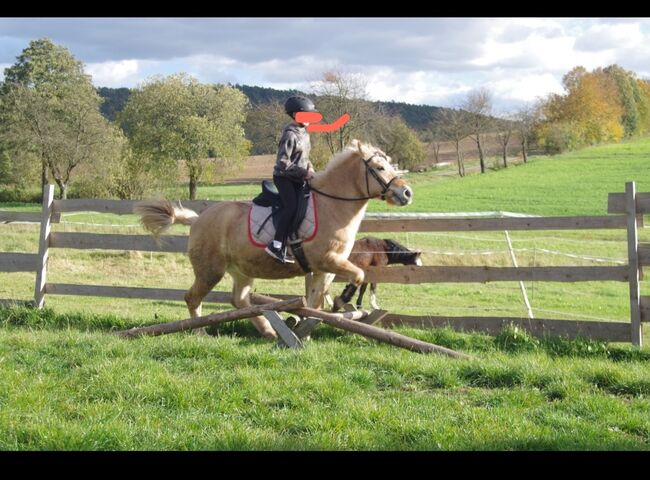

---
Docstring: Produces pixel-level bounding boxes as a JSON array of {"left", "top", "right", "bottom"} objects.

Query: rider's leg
[{"left": 266, "top": 175, "right": 300, "bottom": 262}]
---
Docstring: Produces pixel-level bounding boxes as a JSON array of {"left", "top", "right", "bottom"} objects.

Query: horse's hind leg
[
  {"left": 231, "top": 273, "right": 277, "bottom": 339},
  {"left": 369, "top": 282, "right": 380, "bottom": 310},
  {"left": 185, "top": 258, "right": 225, "bottom": 335}
]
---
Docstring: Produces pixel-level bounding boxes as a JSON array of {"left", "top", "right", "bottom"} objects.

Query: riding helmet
[{"left": 284, "top": 96, "right": 317, "bottom": 116}]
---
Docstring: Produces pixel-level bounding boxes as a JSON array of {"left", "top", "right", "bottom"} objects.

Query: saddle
[{"left": 249, "top": 180, "right": 318, "bottom": 271}]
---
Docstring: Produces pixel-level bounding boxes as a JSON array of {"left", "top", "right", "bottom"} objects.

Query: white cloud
[
  {"left": 85, "top": 59, "right": 141, "bottom": 87},
  {"left": 471, "top": 22, "right": 577, "bottom": 72},
  {"left": 3, "top": 18, "right": 650, "bottom": 112},
  {"left": 486, "top": 73, "right": 564, "bottom": 104},
  {"left": 575, "top": 22, "right": 645, "bottom": 51},
  {"left": 364, "top": 68, "right": 473, "bottom": 107}
]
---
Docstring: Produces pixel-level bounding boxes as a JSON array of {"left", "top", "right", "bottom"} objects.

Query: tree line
[
  {"left": 426, "top": 64, "right": 650, "bottom": 177},
  {"left": 97, "top": 82, "right": 445, "bottom": 155},
  {"left": 0, "top": 39, "right": 429, "bottom": 201},
  {"left": 0, "top": 39, "right": 250, "bottom": 201},
  {"left": 535, "top": 65, "right": 650, "bottom": 153}
]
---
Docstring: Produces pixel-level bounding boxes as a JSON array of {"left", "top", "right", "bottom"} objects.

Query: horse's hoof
[
  {"left": 261, "top": 330, "right": 278, "bottom": 340},
  {"left": 194, "top": 328, "right": 209, "bottom": 336}
]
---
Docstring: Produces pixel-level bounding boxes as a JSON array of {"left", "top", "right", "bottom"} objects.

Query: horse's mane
[
  {"left": 383, "top": 238, "right": 421, "bottom": 264},
  {"left": 322, "top": 144, "right": 360, "bottom": 174},
  {"left": 322, "top": 140, "right": 387, "bottom": 174}
]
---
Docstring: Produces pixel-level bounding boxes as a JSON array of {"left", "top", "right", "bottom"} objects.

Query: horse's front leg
[
  {"left": 306, "top": 272, "right": 336, "bottom": 310},
  {"left": 356, "top": 283, "right": 368, "bottom": 309},
  {"left": 319, "top": 253, "right": 365, "bottom": 287}
]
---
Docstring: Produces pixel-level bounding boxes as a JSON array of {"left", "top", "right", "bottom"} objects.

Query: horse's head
[
  {"left": 383, "top": 238, "right": 423, "bottom": 266},
  {"left": 350, "top": 139, "right": 413, "bottom": 206}
]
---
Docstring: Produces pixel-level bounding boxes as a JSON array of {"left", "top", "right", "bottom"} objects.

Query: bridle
[{"left": 308, "top": 153, "right": 401, "bottom": 202}]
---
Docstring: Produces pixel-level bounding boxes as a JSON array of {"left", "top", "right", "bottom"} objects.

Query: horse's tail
[{"left": 133, "top": 199, "right": 199, "bottom": 240}]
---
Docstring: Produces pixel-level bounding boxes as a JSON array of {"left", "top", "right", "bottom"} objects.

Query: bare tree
[
  {"left": 310, "top": 70, "right": 375, "bottom": 154},
  {"left": 438, "top": 108, "right": 469, "bottom": 177},
  {"left": 513, "top": 103, "right": 539, "bottom": 163},
  {"left": 462, "top": 88, "right": 494, "bottom": 173},
  {"left": 494, "top": 113, "right": 515, "bottom": 168},
  {"left": 428, "top": 121, "right": 445, "bottom": 164}
]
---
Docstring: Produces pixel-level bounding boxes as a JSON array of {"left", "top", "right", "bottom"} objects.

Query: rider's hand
[{"left": 305, "top": 170, "right": 315, "bottom": 180}]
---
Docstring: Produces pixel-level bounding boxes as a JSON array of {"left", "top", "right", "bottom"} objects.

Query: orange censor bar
[{"left": 295, "top": 111, "right": 351, "bottom": 133}]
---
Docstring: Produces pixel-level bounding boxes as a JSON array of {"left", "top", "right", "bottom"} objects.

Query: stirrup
[{"left": 283, "top": 248, "right": 296, "bottom": 264}]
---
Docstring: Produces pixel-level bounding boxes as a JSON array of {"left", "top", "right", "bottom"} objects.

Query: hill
[{"left": 97, "top": 84, "right": 445, "bottom": 132}]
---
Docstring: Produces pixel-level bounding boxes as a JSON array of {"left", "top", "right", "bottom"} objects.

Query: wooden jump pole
[
  {"left": 114, "top": 297, "right": 306, "bottom": 338},
  {"left": 250, "top": 293, "right": 474, "bottom": 359}
]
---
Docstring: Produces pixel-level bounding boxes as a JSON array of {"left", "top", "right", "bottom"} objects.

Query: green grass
[
  {"left": 0, "top": 307, "right": 649, "bottom": 450},
  {"left": 368, "top": 138, "right": 650, "bottom": 215},
  {"left": 1, "top": 137, "right": 650, "bottom": 450}
]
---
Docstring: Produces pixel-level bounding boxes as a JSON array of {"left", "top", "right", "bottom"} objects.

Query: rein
[{"left": 308, "top": 153, "right": 400, "bottom": 202}]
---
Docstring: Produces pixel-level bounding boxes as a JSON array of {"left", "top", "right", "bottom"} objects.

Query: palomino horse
[{"left": 134, "top": 140, "right": 413, "bottom": 338}]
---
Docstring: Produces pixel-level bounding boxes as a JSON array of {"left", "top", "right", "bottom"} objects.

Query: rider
[{"left": 265, "top": 95, "right": 317, "bottom": 264}]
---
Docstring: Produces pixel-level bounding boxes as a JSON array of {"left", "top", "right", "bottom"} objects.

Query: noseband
[{"left": 308, "top": 152, "right": 401, "bottom": 202}]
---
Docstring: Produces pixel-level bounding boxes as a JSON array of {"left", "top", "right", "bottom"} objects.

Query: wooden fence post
[
  {"left": 34, "top": 184, "right": 54, "bottom": 309},
  {"left": 625, "top": 181, "right": 643, "bottom": 347}
]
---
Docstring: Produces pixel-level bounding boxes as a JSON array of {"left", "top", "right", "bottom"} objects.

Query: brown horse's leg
[
  {"left": 231, "top": 273, "right": 277, "bottom": 339},
  {"left": 369, "top": 283, "right": 380, "bottom": 310},
  {"left": 356, "top": 283, "right": 368, "bottom": 309}
]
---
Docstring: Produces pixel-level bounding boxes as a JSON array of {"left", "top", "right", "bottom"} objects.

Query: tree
[
  {"left": 494, "top": 114, "right": 515, "bottom": 168},
  {"left": 244, "top": 100, "right": 289, "bottom": 155},
  {"left": 372, "top": 115, "right": 425, "bottom": 171},
  {"left": 118, "top": 74, "right": 250, "bottom": 200},
  {"left": 427, "top": 121, "right": 446, "bottom": 165},
  {"left": 0, "top": 38, "right": 124, "bottom": 199},
  {"left": 562, "top": 66, "right": 588, "bottom": 93},
  {"left": 604, "top": 65, "right": 641, "bottom": 137},
  {"left": 637, "top": 78, "right": 650, "bottom": 133},
  {"left": 462, "top": 88, "right": 494, "bottom": 173},
  {"left": 106, "top": 145, "right": 162, "bottom": 200},
  {"left": 310, "top": 70, "right": 376, "bottom": 154},
  {"left": 438, "top": 108, "right": 469, "bottom": 177},
  {"left": 536, "top": 66, "right": 624, "bottom": 152},
  {"left": 513, "top": 103, "right": 539, "bottom": 163}
]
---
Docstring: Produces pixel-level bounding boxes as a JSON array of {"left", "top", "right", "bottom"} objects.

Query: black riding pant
[{"left": 273, "top": 175, "right": 303, "bottom": 244}]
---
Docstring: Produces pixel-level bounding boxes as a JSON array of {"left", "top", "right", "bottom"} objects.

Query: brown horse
[
  {"left": 327, "top": 237, "right": 422, "bottom": 311},
  {"left": 134, "top": 140, "right": 413, "bottom": 338}
]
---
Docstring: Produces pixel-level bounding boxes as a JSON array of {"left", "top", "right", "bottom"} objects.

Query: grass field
[{"left": 1, "top": 138, "right": 650, "bottom": 450}]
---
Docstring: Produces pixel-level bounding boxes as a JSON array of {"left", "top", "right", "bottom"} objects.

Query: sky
[{"left": 1, "top": 17, "right": 650, "bottom": 112}]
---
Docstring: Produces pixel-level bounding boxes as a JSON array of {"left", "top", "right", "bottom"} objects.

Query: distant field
[
  {"left": 219, "top": 154, "right": 275, "bottom": 184},
  {"left": 1, "top": 137, "right": 649, "bottom": 450},
  {"left": 212, "top": 134, "right": 523, "bottom": 186}
]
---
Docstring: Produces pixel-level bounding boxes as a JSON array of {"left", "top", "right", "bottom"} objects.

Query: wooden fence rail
[
  {"left": 0, "top": 252, "right": 39, "bottom": 273},
  {"left": 0, "top": 182, "right": 647, "bottom": 345}
]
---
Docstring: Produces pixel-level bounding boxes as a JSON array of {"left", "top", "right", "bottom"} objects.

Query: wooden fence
[{"left": 1, "top": 183, "right": 648, "bottom": 345}]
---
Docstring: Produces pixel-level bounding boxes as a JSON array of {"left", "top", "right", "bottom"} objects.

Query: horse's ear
[{"left": 348, "top": 139, "right": 361, "bottom": 152}]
